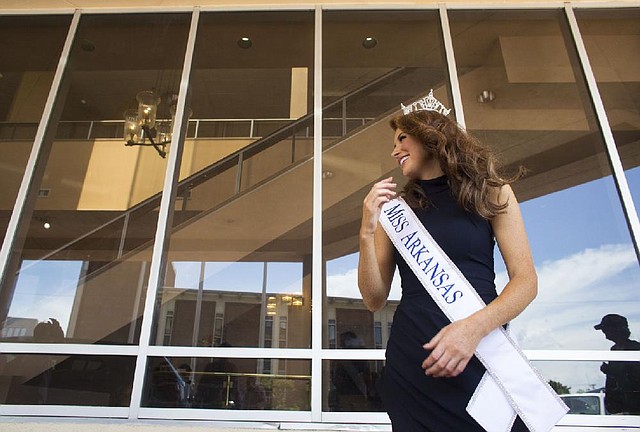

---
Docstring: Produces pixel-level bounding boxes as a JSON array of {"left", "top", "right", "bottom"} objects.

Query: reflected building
[{"left": 0, "top": 3, "right": 638, "bottom": 430}]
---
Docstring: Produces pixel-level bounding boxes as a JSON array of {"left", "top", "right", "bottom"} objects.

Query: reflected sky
[
  {"left": 535, "top": 361, "right": 606, "bottom": 396},
  {"left": 326, "top": 169, "right": 640, "bottom": 348},
  {"left": 8, "top": 260, "right": 83, "bottom": 334},
  {"left": 172, "top": 261, "right": 303, "bottom": 294},
  {"left": 324, "top": 168, "right": 639, "bottom": 391},
  {"left": 498, "top": 168, "right": 640, "bottom": 354}
]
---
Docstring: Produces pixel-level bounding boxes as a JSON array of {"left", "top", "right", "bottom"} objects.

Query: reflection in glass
[
  {"left": 152, "top": 11, "right": 315, "bottom": 348},
  {"left": 0, "top": 354, "right": 135, "bottom": 406},
  {"left": 575, "top": 8, "right": 640, "bottom": 220},
  {"left": 561, "top": 393, "right": 606, "bottom": 415},
  {"left": 0, "top": 15, "right": 71, "bottom": 242},
  {"left": 0, "top": 13, "right": 191, "bottom": 345},
  {"left": 324, "top": 360, "right": 385, "bottom": 412},
  {"left": 143, "top": 357, "right": 310, "bottom": 410},
  {"left": 158, "top": 261, "right": 303, "bottom": 348},
  {"left": 325, "top": 253, "right": 399, "bottom": 350},
  {"left": 537, "top": 360, "right": 640, "bottom": 415},
  {"left": 322, "top": 10, "right": 449, "bottom": 349},
  {"left": 448, "top": 9, "right": 640, "bottom": 350},
  {"left": 593, "top": 313, "right": 640, "bottom": 415}
]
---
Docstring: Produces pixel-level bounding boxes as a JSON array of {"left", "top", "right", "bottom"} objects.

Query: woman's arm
[
  {"left": 422, "top": 184, "right": 537, "bottom": 377},
  {"left": 358, "top": 177, "right": 397, "bottom": 312}
]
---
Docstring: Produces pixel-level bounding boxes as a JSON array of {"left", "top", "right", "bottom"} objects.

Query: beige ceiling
[{"left": 1, "top": 0, "right": 636, "bottom": 9}]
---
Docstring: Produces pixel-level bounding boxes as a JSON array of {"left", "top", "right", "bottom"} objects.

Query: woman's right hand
[
  {"left": 361, "top": 177, "right": 397, "bottom": 236},
  {"left": 358, "top": 177, "right": 397, "bottom": 311}
]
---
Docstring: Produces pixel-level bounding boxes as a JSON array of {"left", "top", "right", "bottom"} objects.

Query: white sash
[{"left": 379, "top": 198, "right": 568, "bottom": 432}]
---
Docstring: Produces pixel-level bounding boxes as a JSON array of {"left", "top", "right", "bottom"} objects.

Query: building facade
[{"left": 0, "top": 1, "right": 639, "bottom": 430}]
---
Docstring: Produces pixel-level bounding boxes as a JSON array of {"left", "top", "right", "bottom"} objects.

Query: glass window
[
  {"left": 324, "top": 360, "right": 385, "bottom": 412},
  {"left": 152, "top": 11, "right": 315, "bottom": 348},
  {"left": 575, "top": 8, "right": 640, "bottom": 219},
  {"left": 0, "top": 354, "right": 135, "bottom": 406},
  {"left": 536, "top": 359, "right": 640, "bottom": 416},
  {"left": 322, "top": 10, "right": 450, "bottom": 349},
  {"left": 0, "top": 13, "right": 191, "bottom": 345},
  {"left": 448, "top": 9, "right": 640, "bottom": 350},
  {"left": 0, "top": 15, "right": 72, "bottom": 242},
  {"left": 142, "top": 356, "right": 311, "bottom": 410}
]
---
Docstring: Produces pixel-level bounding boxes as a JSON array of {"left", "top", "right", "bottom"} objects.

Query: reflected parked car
[{"left": 560, "top": 393, "right": 607, "bottom": 415}]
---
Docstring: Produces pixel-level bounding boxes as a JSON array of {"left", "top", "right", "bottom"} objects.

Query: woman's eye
[{"left": 398, "top": 135, "right": 406, "bottom": 141}]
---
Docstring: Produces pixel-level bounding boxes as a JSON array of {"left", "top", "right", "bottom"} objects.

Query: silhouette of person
[
  {"left": 195, "top": 342, "right": 238, "bottom": 408},
  {"left": 595, "top": 314, "right": 640, "bottom": 414},
  {"left": 32, "top": 318, "right": 64, "bottom": 342},
  {"left": 237, "top": 376, "right": 267, "bottom": 409},
  {"left": 329, "top": 331, "right": 379, "bottom": 411}
]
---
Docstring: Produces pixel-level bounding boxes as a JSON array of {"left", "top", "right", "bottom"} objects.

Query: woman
[{"left": 358, "top": 105, "right": 537, "bottom": 431}]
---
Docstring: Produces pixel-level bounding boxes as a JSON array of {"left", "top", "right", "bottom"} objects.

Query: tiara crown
[{"left": 401, "top": 89, "right": 451, "bottom": 116}]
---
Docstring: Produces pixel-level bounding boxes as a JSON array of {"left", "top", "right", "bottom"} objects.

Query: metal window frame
[
  {"left": 439, "top": 5, "right": 466, "bottom": 129},
  {"left": 128, "top": 6, "right": 201, "bottom": 420},
  {"left": 0, "top": 3, "right": 638, "bottom": 427},
  {"left": 0, "top": 9, "right": 81, "bottom": 305},
  {"left": 564, "top": 4, "right": 640, "bottom": 260},
  {"left": 312, "top": 4, "right": 324, "bottom": 423},
  {"left": 2, "top": 2, "right": 640, "bottom": 14},
  {"left": 0, "top": 9, "right": 76, "bottom": 15}
]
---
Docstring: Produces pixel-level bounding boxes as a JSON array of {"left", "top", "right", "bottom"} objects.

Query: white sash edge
[
  {"left": 379, "top": 198, "right": 568, "bottom": 432},
  {"left": 468, "top": 371, "right": 516, "bottom": 432}
]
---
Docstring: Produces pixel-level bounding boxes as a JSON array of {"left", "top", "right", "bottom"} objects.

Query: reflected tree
[{"left": 549, "top": 380, "right": 571, "bottom": 395}]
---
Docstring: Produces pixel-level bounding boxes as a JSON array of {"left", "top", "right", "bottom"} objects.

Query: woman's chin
[{"left": 399, "top": 165, "right": 413, "bottom": 178}]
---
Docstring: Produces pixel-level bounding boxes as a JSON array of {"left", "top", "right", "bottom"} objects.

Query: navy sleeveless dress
[{"left": 380, "top": 176, "right": 527, "bottom": 431}]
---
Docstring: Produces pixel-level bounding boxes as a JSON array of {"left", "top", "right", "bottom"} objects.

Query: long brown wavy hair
[{"left": 390, "top": 110, "right": 522, "bottom": 219}]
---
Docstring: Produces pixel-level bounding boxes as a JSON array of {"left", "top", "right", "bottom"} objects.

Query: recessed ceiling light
[
  {"left": 237, "top": 37, "right": 252, "bottom": 49},
  {"left": 362, "top": 37, "right": 377, "bottom": 49},
  {"left": 80, "top": 39, "right": 95, "bottom": 52},
  {"left": 43, "top": 222, "right": 51, "bottom": 229}
]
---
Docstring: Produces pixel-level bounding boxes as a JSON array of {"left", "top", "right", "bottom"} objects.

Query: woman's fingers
[
  {"left": 422, "top": 350, "right": 465, "bottom": 378},
  {"left": 361, "top": 178, "right": 397, "bottom": 234},
  {"left": 365, "top": 178, "right": 397, "bottom": 206},
  {"left": 421, "top": 320, "right": 481, "bottom": 378}
]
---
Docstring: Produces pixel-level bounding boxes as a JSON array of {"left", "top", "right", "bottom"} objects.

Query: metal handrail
[
  {"left": 25, "top": 67, "right": 412, "bottom": 268},
  {"left": 0, "top": 117, "right": 377, "bottom": 141}
]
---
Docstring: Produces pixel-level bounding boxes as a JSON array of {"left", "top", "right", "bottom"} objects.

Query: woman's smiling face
[{"left": 391, "top": 128, "right": 435, "bottom": 180}]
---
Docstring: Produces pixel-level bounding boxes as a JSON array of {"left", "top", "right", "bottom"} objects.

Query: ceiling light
[
  {"left": 292, "top": 297, "right": 303, "bottom": 307},
  {"left": 43, "top": 222, "right": 51, "bottom": 229},
  {"left": 477, "top": 90, "right": 495, "bottom": 103},
  {"left": 238, "top": 37, "right": 252, "bottom": 49},
  {"left": 362, "top": 37, "right": 377, "bottom": 49},
  {"left": 123, "top": 90, "right": 173, "bottom": 158},
  {"left": 322, "top": 170, "right": 334, "bottom": 180}
]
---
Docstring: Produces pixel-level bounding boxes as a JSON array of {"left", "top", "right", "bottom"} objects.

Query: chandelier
[{"left": 123, "top": 90, "right": 176, "bottom": 158}]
